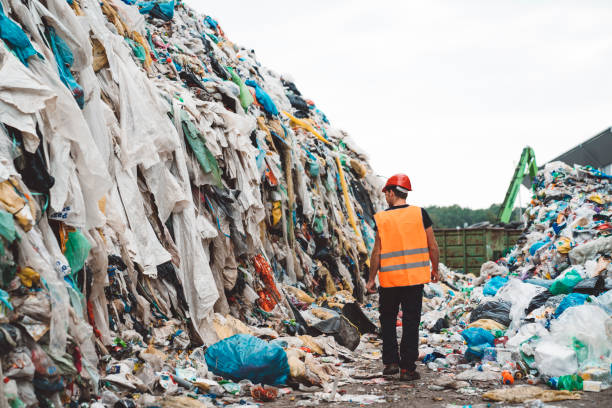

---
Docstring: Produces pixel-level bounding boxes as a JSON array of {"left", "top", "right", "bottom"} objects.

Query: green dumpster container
[{"left": 434, "top": 228, "right": 522, "bottom": 275}]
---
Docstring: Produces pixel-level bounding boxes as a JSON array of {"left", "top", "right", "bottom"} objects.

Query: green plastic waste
[
  {"left": 64, "top": 231, "right": 92, "bottom": 274},
  {"left": 550, "top": 269, "right": 583, "bottom": 295},
  {"left": 0, "top": 210, "right": 17, "bottom": 243},
  {"left": 125, "top": 38, "right": 146, "bottom": 63},
  {"left": 226, "top": 66, "right": 254, "bottom": 111},
  {"left": 307, "top": 160, "right": 319, "bottom": 177},
  {"left": 557, "top": 374, "right": 583, "bottom": 391},
  {"left": 180, "top": 110, "right": 222, "bottom": 186},
  {"left": 313, "top": 215, "right": 326, "bottom": 235}
]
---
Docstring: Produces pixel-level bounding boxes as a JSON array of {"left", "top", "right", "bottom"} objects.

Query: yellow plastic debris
[
  {"left": 554, "top": 237, "right": 573, "bottom": 254},
  {"left": 18, "top": 267, "right": 40, "bottom": 288},
  {"left": 587, "top": 193, "right": 604, "bottom": 205},
  {"left": 271, "top": 201, "right": 282, "bottom": 226},
  {"left": 282, "top": 111, "right": 332, "bottom": 146},
  {"left": 467, "top": 318, "right": 507, "bottom": 331},
  {"left": 284, "top": 285, "right": 315, "bottom": 304},
  {"left": 298, "top": 335, "right": 325, "bottom": 355}
]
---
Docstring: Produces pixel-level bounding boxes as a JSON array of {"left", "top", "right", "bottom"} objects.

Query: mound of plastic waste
[
  {"left": 418, "top": 161, "right": 611, "bottom": 398},
  {"left": 0, "top": 0, "right": 384, "bottom": 406}
]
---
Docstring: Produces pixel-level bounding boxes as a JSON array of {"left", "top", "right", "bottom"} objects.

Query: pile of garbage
[
  {"left": 0, "top": 0, "right": 384, "bottom": 406},
  {"left": 416, "top": 161, "right": 611, "bottom": 402}
]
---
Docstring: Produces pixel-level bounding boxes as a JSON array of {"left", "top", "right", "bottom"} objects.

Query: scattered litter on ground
[{"left": 0, "top": 0, "right": 611, "bottom": 407}]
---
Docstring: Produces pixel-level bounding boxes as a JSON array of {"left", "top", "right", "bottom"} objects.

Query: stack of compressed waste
[
  {"left": 0, "top": 0, "right": 384, "bottom": 406},
  {"left": 414, "top": 161, "right": 612, "bottom": 402}
]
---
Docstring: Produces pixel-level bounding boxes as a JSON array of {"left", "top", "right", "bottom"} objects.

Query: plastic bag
[
  {"left": 0, "top": 3, "right": 40, "bottom": 66},
  {"left": 341, "top": 302, "right": 377, "bottom": 335},
  {"left": 550, "top": 269, "right": 583, "bottom": 295},
  {"left": 460, "top": 327, "right": 495, "bottom": 361},
  {"left": 205, "top": 334, "right": 289, "bottom": 385},
  {"left": 30, "top": 343, "right": 58, "bottom": 377},
  {"left": 4, "top": 347, "right": 34, "bottom": 379},
  {"left": 553, "top": 293, "right": 589, "bottom": 318},
  {"left": 534, "top": 340, "right": 578, "bottom": 377},
  {"left": 525, "top": 290, "right": 553, "bottom": 315},
  {"left": 483, "top": 276, "right": 508, "bottom": 296},
  {"left": 312, "top": 316, "right": 360, "bottom": 351},
  {"left": 0, "top": 209, "right": 17, "bottom": 243},
  {"left": 572, "top": 276, "right": 606, "bottom": 296},
  {"left": 495, "top": 278, "right": 546, "bottom": 330},
  {"left": 550, "top": 305, "right": 610, "bottom": 369},
  {"left": 556, "top": 374, "right": 583, "bottom": 391},
  {"left": 63, "top": 231, "right": 91, "bottom": 274},
  {"left": 595, "top": 289, "right": 612, "bottom": 313},
  {"left": 470, "top": 301, "right": 511, "bottom": 327}
]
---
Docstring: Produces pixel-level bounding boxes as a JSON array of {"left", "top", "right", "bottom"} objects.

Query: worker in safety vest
[{"left": 366, "top": 174, "right": 440, "bottom": 380}]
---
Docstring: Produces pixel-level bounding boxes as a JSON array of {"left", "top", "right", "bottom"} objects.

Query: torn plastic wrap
[{"left": 0, "top": 0, "right": 385, "bottom": 405}]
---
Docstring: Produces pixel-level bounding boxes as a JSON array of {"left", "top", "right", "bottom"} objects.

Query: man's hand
[
  {"left": 431, "top": 269, "right": 440, "bottom": 283},
  {"left": 365, "top": 279, "right": 377, "bottom": 294}
]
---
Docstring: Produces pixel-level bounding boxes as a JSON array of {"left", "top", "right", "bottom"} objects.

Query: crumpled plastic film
[
  {"left": 0, "top": 0, "right": 385, "bottom": 404},
  {"left": 415, "top": 161, "right": 611, "bottom": 393}
]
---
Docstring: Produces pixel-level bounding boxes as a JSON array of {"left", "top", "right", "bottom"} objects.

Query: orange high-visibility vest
[{"left": 374, "top": 206, "right": 431, "bottom": 287}]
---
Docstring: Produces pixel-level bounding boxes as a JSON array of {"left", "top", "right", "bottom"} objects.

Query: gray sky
[{"left": 189, "top": 0, "right": 612, "bottom": 209}]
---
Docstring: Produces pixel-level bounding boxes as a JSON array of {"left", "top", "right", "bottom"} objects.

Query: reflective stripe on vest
[{"left": 374, "top": 206, "right": 431, "bottom": 287}]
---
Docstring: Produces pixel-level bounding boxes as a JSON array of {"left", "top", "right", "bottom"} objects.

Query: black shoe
[
  {"left": 383, "top": 363, "right": 400, "bottom": 376},
  {"left": 400, "top": 369, "right": 420, "bottom": 381}
]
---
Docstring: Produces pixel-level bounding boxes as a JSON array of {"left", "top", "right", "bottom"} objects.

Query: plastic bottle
[{"left": 502, "top": 370, "right": 514, "bottom": 385}]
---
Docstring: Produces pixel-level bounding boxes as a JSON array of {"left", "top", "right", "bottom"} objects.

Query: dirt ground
[{"left": 260, "top": 359, "right": 612, "bottom": 407}]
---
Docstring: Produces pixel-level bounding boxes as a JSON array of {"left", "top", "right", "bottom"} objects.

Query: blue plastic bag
[
  {"left": 138, "top": 1, "right": 174, "bottom": 21},
  {"left": 483, "top": 276, "right": 508, "bottom": 297},
  {"left": 0, "top": 3, "right": 40, "bottom": 66},
  {"left": 205, "top": 334, "right": 289, "bottom": 385},
  {"left": 461, "top": 327, "right": 495, "bottom": 361},
  {"left": 245, "top": 79, "right": 279, "bottom": 116},
  {"left": 554, "top": 293, "right": 589, "bottom": 318},
  {"left": 529, "top": 239, "right": 550, "bottom": 256},
  {"left": 46, "top": 26, "right": 84, "bottom": 108}
]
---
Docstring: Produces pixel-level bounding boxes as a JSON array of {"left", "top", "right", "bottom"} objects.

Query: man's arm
[
  {"left": 366, "top": 232, "right": 381, "bottom": 293},
  {"left": 425, "top": 226, "right": 440, "bottom": 282}
]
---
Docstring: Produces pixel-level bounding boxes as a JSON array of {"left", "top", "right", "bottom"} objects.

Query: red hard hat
[{"left": 383, "top": 174, "right": 412, "bottom": 192}]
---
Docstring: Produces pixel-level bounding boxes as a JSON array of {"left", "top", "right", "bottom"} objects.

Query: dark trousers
[{"left": 379, "top": 284, "right": 423, "bottom": 371}]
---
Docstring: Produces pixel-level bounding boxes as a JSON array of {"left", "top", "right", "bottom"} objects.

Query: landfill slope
[{"left": 0, "top": 0, "right": 383, "bottom": 406}]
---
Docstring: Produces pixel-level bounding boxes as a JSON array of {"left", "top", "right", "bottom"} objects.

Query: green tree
[{"left": 425, "top": 204, "right": 521, "bottom": 228}]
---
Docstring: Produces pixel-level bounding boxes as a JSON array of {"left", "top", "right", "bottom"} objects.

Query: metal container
[{"left": 434, "top": 228, "right": 523, "bottom": 275}]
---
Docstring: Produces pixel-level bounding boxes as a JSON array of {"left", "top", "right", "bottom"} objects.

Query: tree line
[{"left": 425, "top": 204, "right": 522, "bottom": 229}]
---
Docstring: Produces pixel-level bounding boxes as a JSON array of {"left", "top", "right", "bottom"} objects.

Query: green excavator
[{"left": 498, "top": 146, "right": 538, "bottom": 223}]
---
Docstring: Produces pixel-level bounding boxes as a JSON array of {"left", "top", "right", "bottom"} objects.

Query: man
[{"left": 365, "top": 174, "right": 440, "bottom": 381}]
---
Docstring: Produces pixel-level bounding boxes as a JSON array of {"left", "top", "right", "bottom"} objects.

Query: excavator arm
[{"left": 498, "top": 147, "right": 538, "bottom": 223}]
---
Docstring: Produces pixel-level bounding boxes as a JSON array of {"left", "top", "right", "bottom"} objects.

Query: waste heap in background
[
  {"left": 418, "top": 161, "right": 611, "bottom": 402},
  {"left": 0, "top": 0, "right": 384, "bottom": 406}
]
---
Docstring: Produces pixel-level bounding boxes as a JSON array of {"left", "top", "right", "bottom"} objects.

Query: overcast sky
[{"left": 190, "top": 0, "right": 612, "bottom": 209}]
